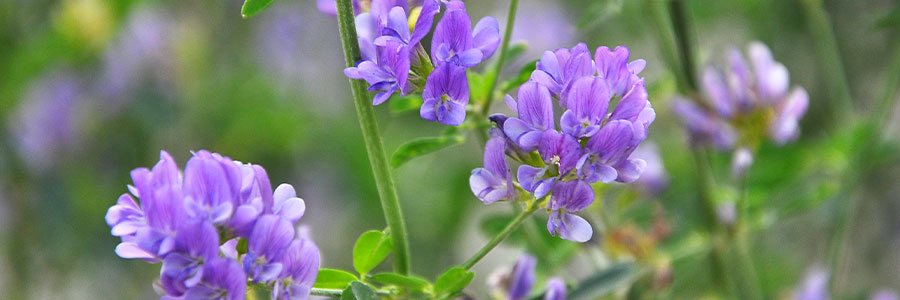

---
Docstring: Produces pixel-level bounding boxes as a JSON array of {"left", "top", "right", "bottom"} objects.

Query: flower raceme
[
  {"left": 470, "top": 43, "right": 655, "bottom": 242},
  {"left": 672, "top": 42, "right": 809, "bottom": 176},
  {"left": 342, "top": 0, "right": 500, "bottom": 126},
  {"left": 105, "top": 150, "right": 319, "bottom": 300},
  {"left": 488, "top": 254, "right": 567, "bottom": 300}
]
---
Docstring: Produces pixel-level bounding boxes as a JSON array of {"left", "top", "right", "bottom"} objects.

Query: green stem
[
  {"left": 800, "top": 0, "right": 853, "bottom": 121},
  {"left": 668, "top": 0, "right": 698, "bottom": 91},
  {"left": 828, "top": 40, "right": 900, "bottom": 297},
  {"left": 644, "top": 0, "right": 689, "bottom": 93},
  {"left": 480, "top": 0, "right": 520, "bottom": 117},
  {"left": 335, "top": 0, "right": 411, "bottom": 275},
  {"left": 461, "top": 204, "right": 537, "bottom": 270},
  {"left": 665, "top": 1, "right": 763, "bottom": 297}
]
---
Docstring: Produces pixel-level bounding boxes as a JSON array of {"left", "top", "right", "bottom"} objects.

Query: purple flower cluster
[
  {"left": 673, "top": 42, "right": 808, "bottom": 151},
  {"left": 105, "top": 150, "right": 319, "bottom": 300},
  {"left": 343, "top": 0, "right": 500, "bottom": 126},
  {"left": 489, "top": 254, "right": 566, "bottom": 300},
  {"left": 470, "top": 43, "right": 655, "bottom": 242}
]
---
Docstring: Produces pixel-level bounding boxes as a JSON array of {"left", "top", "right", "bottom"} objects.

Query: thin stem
[
  {"left": 644, "top": 0, "right": 689, "bottom": 93},
  {"left": 668, "top": 0, "right": 698, "bottom": 91},
  {"left": 874, "top": 39, "right": 900, "bottom": 127},
  {"left": 800, "top": 0, "right": 853, "bottom": 121},
  {"left": 480, "top": 0, "right": 519, "bottom": 117},
  {"left": 335, "top": 0, "right": 411, "bottom": 275},
  {"left": 666, "top": 1, "right": 763, "bottom": 297},
  {"left": 462, "top": 204, "right": 537, "bottom": 270},
  {"left": 827, "top": 40, "right": 900, "bottom": 295}
]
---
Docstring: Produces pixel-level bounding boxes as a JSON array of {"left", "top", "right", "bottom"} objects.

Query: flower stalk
[
  {"left": 481, "top": 0, "right": 520, "bottom": 117},
  {"left": 334, "top": 0, "right": 412, "bottom": 275},
  {"left": 666, "top": 1, "right": 763, "bottom": 298},
  {"left": 462, "top": 203, "right": 537, "bottom": 270}
]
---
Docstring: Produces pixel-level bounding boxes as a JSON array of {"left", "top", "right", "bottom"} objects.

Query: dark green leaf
[
  {"left": 353, "top": 230, "right": 393, "bottom": 276},
  {"left": 433, "top": 267, "right": 474, "bottom": 295},
  {"left": 390, "top": 135, "right": 465, "bottom": 168},
  {"left": 567, "top": 263, "right": 638, "bottom": 300},
  {"left": 500, "top": 60, "right": 538, "bottom": 93},
  {"left": 314, "top": 268, "right": 359, "bottom": 289},
  {"left": 340, "top": 281, "right": 378, "bottom": 300},
  {"left": 240, "top": 0, "right": 275, "bottom": 18},
  {"left": 370, "top": 273, "right": 431, "bottom": 291},
  {"left": 389, "top": 94, "right": 424, "bottom": 114}
]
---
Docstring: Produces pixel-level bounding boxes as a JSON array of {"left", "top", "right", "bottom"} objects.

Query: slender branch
[
  {"left": 334, "top": 0, "right": 411, "bottom": 275},
  {"left": 668, "top": 0, "right": 698, "bottom": 91},
  {"left": 800, "top": 0, "right": 853, "bottom": 121},
  {"left": 666, "top": 1, "right": 762, "bottom": 298},
  {"left": 644, "top": 0, "right": 689, "bottom": 93},
  {"left": 480, "top": 0, "right": 520, "bottom": 117},
  {"left": 462, "top": 204, "right": 537, "bottom": 270},
  {"left": 828, "top": 39, "right": 900, "bottom": 298}
]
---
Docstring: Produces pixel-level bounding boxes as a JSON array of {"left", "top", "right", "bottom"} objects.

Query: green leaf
[
  {"left": 370, "top": 273, "right": 431, "bottom": 292},
  {"left": 314, "top": 268, "right": 359, "bottom": 289},
  {"left": 502, "top": 42, "right": 528, "bottom": 66},
  {"left": 433, "top": 267, "right": 474, "bottom": 296},
  {"left": 567, "top": 263, "right": 638, "bottom": 300},
  {"left": 389, "top": 94, "right": 424, "bottom": 114},
  {"left": 500, "top": 60, "right": 538, "bottom": 93},
  {"left": 353, "top": 230, "right": 393, "bottom": 276},
  {"left": 340, "top": 281, "right": 379, "bottom": 300},
  {"left": 390, "top": 135, "right": 465, "bottom": 168},
  {"left": 468, "top": 71, "right": 488, "bottom": 103},
  {"left": 240, "top": 0, "right": 275, "bottom": 18}
]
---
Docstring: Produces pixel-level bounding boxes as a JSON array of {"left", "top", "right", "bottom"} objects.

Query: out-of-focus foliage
[{"left": 0, "top": 0, "right": 899, "bottom": 299}]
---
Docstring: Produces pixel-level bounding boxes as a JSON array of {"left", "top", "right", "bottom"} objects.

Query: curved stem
[
  {"left": 461, "top": 204, "right": 537, "bottom": 270},
  {"left": 480, "top": 0, "right": 520, "bottom": 117},
  {"left": 335, "top": 0, "right": 411, "bottom": 275}
]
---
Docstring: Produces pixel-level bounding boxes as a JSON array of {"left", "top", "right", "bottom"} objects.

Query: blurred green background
[{"left": 0, "top": 0, "right": 898, "bottom": 299}]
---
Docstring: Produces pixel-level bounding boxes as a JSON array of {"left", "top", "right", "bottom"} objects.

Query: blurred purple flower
[
  {"left": 9, "top": 70, "right": 85, "bottom": 172},
  {"left": 632, "top": 142, "right": 668, "bottom": 195},
  {"left": 673, "top": 41, "right": 808, "bottom": 154},
  {"left": 793, "top": 268, "right": 829, "bottom": 300},
  {"left": 543, "top": 277, "right": 566, "bottom": 300},
  {"left": 508, "top": 254, "right": 536, "bottom": 300},
  {"left": 98, "top": 6, "right": 173, "bottom": 109},
  {"left": 871, "top": 290, "right": 900, "bottom": 300}
]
